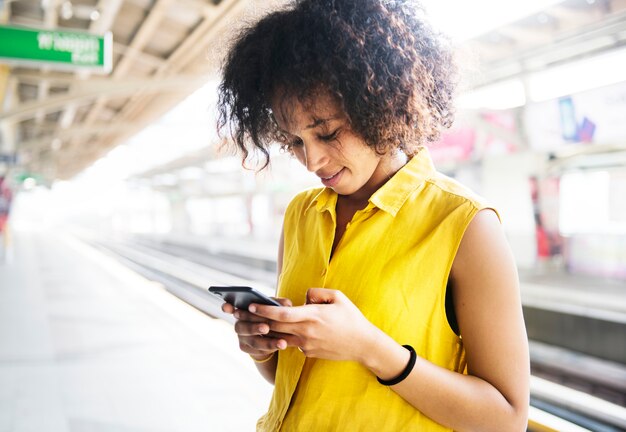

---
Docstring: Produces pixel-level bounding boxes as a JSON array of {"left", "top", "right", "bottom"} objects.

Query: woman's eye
[{"left": 319, "top": 129, "right": 339, "bottom": 142}]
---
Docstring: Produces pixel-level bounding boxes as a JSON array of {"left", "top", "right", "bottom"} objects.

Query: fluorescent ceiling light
[
  {"left": 457, "top": 79, "right": 526, "bottom": 110},
  {"left": 528, "top": 47, "right": 626, "bottom": 102},
  {"left": 423, "top": 0, "right": 565, "bottom": 41}
]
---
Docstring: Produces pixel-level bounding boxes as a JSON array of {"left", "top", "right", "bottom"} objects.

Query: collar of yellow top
[{"left": 306, "top": 147, "right": 435, "bottom": 217}]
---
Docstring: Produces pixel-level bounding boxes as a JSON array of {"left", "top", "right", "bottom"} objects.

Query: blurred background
[{"left": 0, "top": 0, "right": 625, "bottom": 431}]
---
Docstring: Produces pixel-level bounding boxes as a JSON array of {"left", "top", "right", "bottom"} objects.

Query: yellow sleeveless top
[{"left": 257, "top": 148, "right": 496, "bottom": 431}]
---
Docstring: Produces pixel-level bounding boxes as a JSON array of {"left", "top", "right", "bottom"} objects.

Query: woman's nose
[{"left": 302, "top": 141, "right": 328, "bottom": 172}]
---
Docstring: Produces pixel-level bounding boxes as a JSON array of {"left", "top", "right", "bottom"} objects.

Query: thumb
[
  {"left": 306, "top": 288, "right": 337, "bottom": 305},
  {"left": 273, "top": 297, "right": 293, "bottom": 307}
]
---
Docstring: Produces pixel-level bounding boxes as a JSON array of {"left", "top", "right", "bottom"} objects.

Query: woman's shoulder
[
  {"left": 423, "top": 171, "right": 495, "bottom": 214},
  {"left": 398, "top": 171, "right": 501, "bottom": 224}
]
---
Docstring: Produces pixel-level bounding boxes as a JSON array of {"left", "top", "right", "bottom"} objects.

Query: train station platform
[
  {"left": 1, "top": 226, "right": 625, "bottom": 431},
  {"left": 519, "top": 270, "right": 626, "bottom": 320},
  {"left": 0, "top": 226, "right": 272, "bottom": 432}
]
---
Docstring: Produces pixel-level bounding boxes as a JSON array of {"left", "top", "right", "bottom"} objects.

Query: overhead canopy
[
  {"left": 0, "top": 0, "right": 625, "bottom": 183},
  {"left": 0, "top": 0, "right": 281, "bottom": 181}
]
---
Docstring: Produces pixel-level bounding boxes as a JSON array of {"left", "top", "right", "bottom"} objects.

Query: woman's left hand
[{"left": 248, "top": 288, "right": 377, "bottom": 362}]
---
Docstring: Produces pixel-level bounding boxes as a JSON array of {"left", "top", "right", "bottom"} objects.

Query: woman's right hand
[{"left": 222, "top": 297, "right": 293, "bottom": 360}]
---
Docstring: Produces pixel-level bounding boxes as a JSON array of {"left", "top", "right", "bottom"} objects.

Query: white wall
[{"left": 481, "top": 152, "right": 543, "bottom": 269}]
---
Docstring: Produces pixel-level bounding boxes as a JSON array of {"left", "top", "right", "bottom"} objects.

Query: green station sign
[{"left": 0, "top": 25, "right": 112, "bottom": 72}]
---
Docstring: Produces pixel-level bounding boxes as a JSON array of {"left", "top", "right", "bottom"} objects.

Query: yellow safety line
[
  {"left": 528, "top": 417, "right": 559, "bottom": 432},
  {"left": 527, "top": 406, "right": 591, "bottom": 432}
]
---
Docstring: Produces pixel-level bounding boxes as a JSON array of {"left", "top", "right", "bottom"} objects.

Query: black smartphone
[{"left": 208, "top": 286, "right": 282, "bottom": 310}]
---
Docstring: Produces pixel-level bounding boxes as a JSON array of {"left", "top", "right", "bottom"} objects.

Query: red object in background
[
  {"left": 481, "top": 110, "right": 520, "bottom": 155},
  {"left": 482, "top": 110, "right": 516, "bottom": 131},
  {"left": 429, "top": 127, "right": 476, "bottom": 165},
  {"left": 0, "top": 176, "right": 12, "bottom": 233},
  {"left": 529, "top": 176, "right": 563, "bottom": 259},
  {"left": 430, "top": 109, "right": 520, "bottom": 165},
  {"left": 536, "top": 223, "right": 551, "bottom": 258},
  {"left": 530, "top": 177, "right": 547, "bottom": 258}
]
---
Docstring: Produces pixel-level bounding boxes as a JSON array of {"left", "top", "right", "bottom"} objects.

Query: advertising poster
[{"left": 525, "top": 80, "right": 626, "bottom": 151}]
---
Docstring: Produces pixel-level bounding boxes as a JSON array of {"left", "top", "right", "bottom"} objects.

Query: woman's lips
[{"left": 321, "top": 168, "right": 344, "bottom": 187}]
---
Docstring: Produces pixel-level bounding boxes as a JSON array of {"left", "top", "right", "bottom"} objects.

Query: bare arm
[{"left": 361, "top": 209, "right": 530, "bottom": 431}]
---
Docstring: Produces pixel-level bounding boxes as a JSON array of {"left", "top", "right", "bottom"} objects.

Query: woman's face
[{"left": 272, "top": 92, "right": 406, "bottom": 202}]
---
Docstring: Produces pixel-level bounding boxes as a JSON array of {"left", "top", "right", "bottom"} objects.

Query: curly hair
[{"left": 217, "top": 0, "right": 457, "bottom": 169}]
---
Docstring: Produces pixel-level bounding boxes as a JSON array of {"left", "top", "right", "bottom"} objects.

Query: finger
[
  {"left": 306, "top": 287, "right": 339, "bottom": 305},
  {"left": 222, "top": 302, "right": 235, "bottom": 314},
  {"left": 273, "top": 333, "right": 301, "bottom": 348},
  {"left": 266, "top": 330, "right": 293, "bottom": 339},
  {"left": 274, "top": 297, "right": 293, "bottom": 307},
  {"left": 269, "top": 321, "right": 304, "bottom": 336},
  {"left": 233, "top": 309, "right": 270, "bottom": 323},
  {"left": 241, "top": 335, "right": 288, "bottom": 352},
  {"left": 249, "top": 303, "right": 314, "bottom": 322},
  {"left": 241, "top": 339, "right": 275, "bottom": 353},
  {"left": 234, "top": 321, "right": 271, "bottom": 337}
]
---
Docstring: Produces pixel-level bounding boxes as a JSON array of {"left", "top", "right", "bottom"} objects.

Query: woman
[{"left": 217, "top": 0, "right": 529, "bottom": 430}]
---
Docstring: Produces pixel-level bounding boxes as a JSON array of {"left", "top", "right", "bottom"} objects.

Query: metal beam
[
  {"left": 34, "top": 0, "right": 60, "bottom": 125},
  {"left": 1, "top": 75, "right": 207, "bottom": 123},
  {"left": 550, "top": 4, "right": 603, "bottom": 26},
  {"left": 0, "top": 0, "right": 14, "bottom": 156},
  {"left": 119, "top": 0, "right": 242, "bottom": 123},
  {"left": 179, "top": 0, "right": 221, "bottom": 18},
  {"left": 80, "top": 0, "right": 174, "bottom": 128},
  {"left": 496, "top": 25, "right": 553, "bottom": 46},
  {"left": 55, "top": 0, "right": 124, "bottom": 134},
  {"left": 13, "top": 70, "right": 111, "bottom": 86},
  {"left": 92, "top": 0, "right": 244, "bottom": 159},
  {"left": 18, "top": 121, "right": 140, "bottom": 150},
  {"left": 112, "top": 41, "right": 166, "bottom": 69},
  {"left": 0, "top": 65, "right": 8, "bottom": 115},
  {"left": 91, "top": 0, "right": 123, "bottom": 35},
  {"left": 467, "top": 10, "right": 626, "bottom": 89}
]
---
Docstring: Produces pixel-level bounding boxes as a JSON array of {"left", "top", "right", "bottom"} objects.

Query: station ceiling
[{"left": 0, "top": 0, "right": 625, "bottom": 183}]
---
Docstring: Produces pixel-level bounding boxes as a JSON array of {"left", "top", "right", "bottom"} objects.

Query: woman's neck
[{"left": 341, "top": 150, "right": 408, "bottom": 205}]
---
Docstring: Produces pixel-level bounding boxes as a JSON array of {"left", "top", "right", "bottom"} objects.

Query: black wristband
[{"left": 376, "top": 344, "right": 417, "bottom": 386}]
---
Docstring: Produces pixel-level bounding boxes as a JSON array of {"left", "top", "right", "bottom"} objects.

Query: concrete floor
[{"left": 0, "top": 227, "right": 272, "bottom": 432}]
